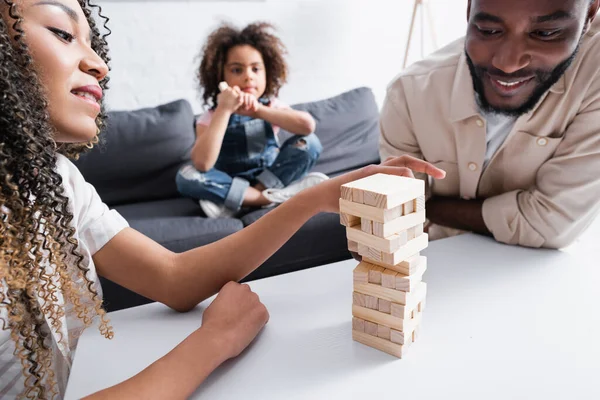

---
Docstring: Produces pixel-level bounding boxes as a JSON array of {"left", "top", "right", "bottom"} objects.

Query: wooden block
[
  {"left": 364, "top": 321, "right": 378, "bottom": 336},
  {"left": 352, "top": 317, "right": 365, "bottom": 332},
  {"left": 381, "top": 269, "right": 397, "bottom": 289},
  {"left": 403, "top": 200, "right": 415, "bottom": 215},
  {"left": 378, "top": 299, "right": 392, "bottom": 314},
  {"left": 353, "top": 292, "right": 367, "bottom": 308},
  {"left": 347, "top": 225, "right": 408, "bottom": 253},
  {"left": 352, "top": 188, "right": 365, "bottom": 204},
  {"left": 381, "top": 234, "right": 429, "bottom": 266},
  {"left": 353, "top": 330, "right": 409, "bottom": 358},
  {"left": 340, "top": 199, "right": 402, "bottom": 223},
  {"left": 372, "top": 210, "right": 426, "bottom": 238},
  {"left": 412, "top": 325, "right": 421, "bottom": 342},
  {"left": 361, "top": 218, "right": 373, "bottom": 234},
  {"left": 365, "top": 294, "right": 378, "bottom": 310},
  {"left": 358, "top": 243, "right": 382, "bottom": 262},
  {"left": 353, "top": 304, "right": 420, "bottom": 332},
  {"left": 407, "top": 223, "right": 424, "bottom": 240},
  {"left": 389, "top": 313, "right": 422, "bottom": 345},
  {"left": 340, "top": 185, "right": 353, "bottom": 201},
  {"left": 390, "top": 283, "right": 427, "bottom": 319},
  {"left": 354, "top": 281, "right": 426, "bottom": 308},
  {"left": 377, "top": 324, "right": 391, "bottom": 340},
  {"left": 353, "top": 263, "right": 370, "bottom": 285},
  {"left": 340, "top": 213, "right": 360, "bottom": 227},
  {"left": 348, "top": 240, "right": 359, "bottom": 253},
  {"left": 341, "top": 174, "right": 424, "bottom": 210},
  {"left": 368, "top": 265, "right": 385, "bottom": 285},
  {"left": 416, "top": 195, "right": 425, "bottom": 211},
  {"left": 364, "top": 253, "right": 423, "bottom": 275},
  {"left": 395, "top": 257, "right": 427, "bottom": 292}
]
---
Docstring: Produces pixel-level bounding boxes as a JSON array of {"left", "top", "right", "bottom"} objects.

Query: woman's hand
[
  {"left": 199, "top": 281, "right": 269, "bottom": 359},
  {"left": 300, "top": 155, "right": 446, "bottom": 214}
]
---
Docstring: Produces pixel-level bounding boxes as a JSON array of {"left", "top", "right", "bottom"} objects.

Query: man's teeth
[
  {"left": 496, "top": 79, "right": 527, "bottom": 87},
  {"left": 73, "top": 91, "right": 97, "bottom": 101}
]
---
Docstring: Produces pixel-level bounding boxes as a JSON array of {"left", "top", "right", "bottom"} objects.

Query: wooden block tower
[{"left": 340, "top": 173, "right": 428, "bottom": 358}]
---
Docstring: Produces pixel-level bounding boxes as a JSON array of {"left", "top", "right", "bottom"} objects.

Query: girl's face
[
  {"left": 17, "top": 0, "right": 108, "bottom": 143},
  {"left": 223, "top": 45, "right": 267, "bottom": 99}
]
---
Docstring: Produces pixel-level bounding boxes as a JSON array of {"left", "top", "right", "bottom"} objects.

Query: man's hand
[
  {"left": 199, "top": 281, "right": 269, "bottom": 360},
  {"left": 299, "top": 155, "right": 446, "bottom": 214}
]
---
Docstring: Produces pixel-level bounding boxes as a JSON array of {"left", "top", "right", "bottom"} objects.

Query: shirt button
[
  {"left": 476, "top": 119, "right": 484, "bottom": 127},
  {"left": 468, "top": 162, "right": 478, "bottom": 171},
  {"left": 537, "top": 138, "right": 548, "bottom": 146}
]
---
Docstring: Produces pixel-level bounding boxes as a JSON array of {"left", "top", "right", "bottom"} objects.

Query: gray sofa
[{"left": 74, "top": 87, "right": 381, "bottom": 311}]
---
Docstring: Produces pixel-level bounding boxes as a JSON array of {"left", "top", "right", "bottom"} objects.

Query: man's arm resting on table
[{"left": 426, "top": 196, "right": 491, "bottom": 236}]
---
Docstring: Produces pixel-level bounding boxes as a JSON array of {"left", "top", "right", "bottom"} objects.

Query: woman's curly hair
[
  {"left": 198, "top": 21, "right": 288, "bottom": 109},
  {"left": 0, "top": 1, "right": 113, "bottom": 398}
]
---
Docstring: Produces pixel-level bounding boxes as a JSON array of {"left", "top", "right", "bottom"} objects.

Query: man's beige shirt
[{"left": 380, "top": 18, "right": 600, "bottom": 249}]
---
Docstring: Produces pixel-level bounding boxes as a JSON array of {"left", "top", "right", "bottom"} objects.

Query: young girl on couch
[{"left": 176, "top": 22, "right": 328, "bottom": 218}]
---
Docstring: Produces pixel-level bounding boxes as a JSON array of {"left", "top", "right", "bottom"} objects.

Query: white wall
[{"left": 97, "top": 0, "right": 468, "bottom": 113}]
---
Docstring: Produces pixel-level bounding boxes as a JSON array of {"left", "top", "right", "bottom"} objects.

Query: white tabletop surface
[{"left": 65, "top": 233, "right": 600, "bottom": 400}]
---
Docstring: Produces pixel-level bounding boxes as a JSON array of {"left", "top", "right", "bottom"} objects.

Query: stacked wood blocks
[{"left": 340, "top": 173, "right": 428, "bottom": 358}]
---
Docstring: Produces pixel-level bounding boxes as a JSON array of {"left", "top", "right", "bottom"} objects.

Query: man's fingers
[
  {"left": 373, "top": 166, "right": 415, "bottom": 179},
  {"left": 383, "top": 156, "right": 446, "bottom": 179}
]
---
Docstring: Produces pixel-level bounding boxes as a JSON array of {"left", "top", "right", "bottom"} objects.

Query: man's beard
[{"left": 465, "top": 45, "right": 580, "bottom": 117}]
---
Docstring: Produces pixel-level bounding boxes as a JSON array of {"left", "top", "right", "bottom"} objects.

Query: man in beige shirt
[{"left": 380, "top": 0, "right": 600, "bottom": 248}]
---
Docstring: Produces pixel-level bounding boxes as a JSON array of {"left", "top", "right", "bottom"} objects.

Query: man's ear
[
  {"left": 467, "top": 0, "right": 472, "bottom": 22},
  {"left": 584, "top": 0, "right": 600, "bottom": 33}
]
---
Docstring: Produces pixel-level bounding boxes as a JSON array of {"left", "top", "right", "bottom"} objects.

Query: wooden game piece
[
  {"left": 353, "top": 330, "right": 409, "bottom": 358},
  {"left": 364, "top": 320, "right": 378, "bottom": 336},
  {"left": 378, "top": 299, "right": 392, "bottom": 314},
  {"left": 389, "top": 324, "right": 419, "bottom": 346},
  {"left": 354, "top": 281, "right": 427, "bottom": 307},
  {"left": 361, "top": 218, "right": 373, "bottom": 234},
  {"left": 353, "top": 263, "right": 370, "bottom": 285},
  {"left": 380, "top": 234, "right": 429, "bottom": 266},
  {"left": 403, "top": 200, "right": 415, "bottom": 215},
  {"left": 348, "top": 240, "right": 359, "bottom": 253},
  {"left": 416, "top": 195, "right": 425, "bottom": 211},
  {"left": 390, "top": 283, "right": 427, "bottom": 319},
  {"left": 395, "top": 258, "right": 427, "bottom": 292},
  {"left": 341, "top": 174, "right": 424, "bottom": 209},
  {"left": 363, "top": 254, "right": 423, "bottom": 275},
  {"left": 367, "top": 265, "right": 385, "bottom": 285},
  {"left": 340, "top": 213, "right": 360, "bottom": 227},
  {"left": 341, "top": 186, "right": 353, "bottom": 201},
  {"left": 407, "top": 223, "right": 424, "bottom": 240},
  {"left": 358, "top": 243, "right": 383, "bottom": 262},
  {"left": 377, "top": 324, "right": 391, "bottom": 340},
  {"left": 352, "top": 305, "right": 419, "bottom": 332},
  {"left": 346, "top": 225, "right": 408, "bottom": 253},
  {"left": 352, "top": 317, "right": 365, "bottom": 333},
  {"left": 381, "top": 269, "right": 398, "bottom": 289},
  {"left": 352, "top": 292, "right": 367, "bottom": 308},
  {"left": 339, "top": 199, "right": 403, "bottom": 224},
  {"left": 352, "top": 188, "right": 365, "bottom": 204},
  {"left": 218, "top": 81, "right": 229, "bottom": 92},
  {"left": 365, "top": 294, "right": 379, "bottom": 310},
  {"left": 371, "top": 210, "right": 426, "bottom": 238}
]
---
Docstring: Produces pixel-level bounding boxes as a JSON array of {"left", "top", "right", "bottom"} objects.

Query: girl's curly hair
[
  {"left": 0, "top": 1, "right": 113, "bottom": 398},
  {"left": 198, "top": 21, "right": 288, "bottom": 109}
]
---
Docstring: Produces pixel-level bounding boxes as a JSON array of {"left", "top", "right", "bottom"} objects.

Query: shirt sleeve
[
  {"left": 482, "top": 75, "right": 600, "bottom": 249},
  {"left": 57, "top": 156, "right": 129, "bottom": 255}
]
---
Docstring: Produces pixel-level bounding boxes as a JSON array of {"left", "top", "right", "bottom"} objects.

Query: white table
[{"left": 66, "top": 234, "right": 600, "bottom": 400}]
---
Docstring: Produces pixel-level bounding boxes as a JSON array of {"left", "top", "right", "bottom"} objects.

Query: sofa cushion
[
  {"left": 74, "top": 99, "right": 195, "bottom": 206},
  {"left": 280, "top": 87, "right": 381, "bottom": 176}
]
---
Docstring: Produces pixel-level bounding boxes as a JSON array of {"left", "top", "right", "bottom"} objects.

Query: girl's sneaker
[
  {"left": 199, "top": 200, "right": 236, "bottom": 219},
  {"left": 262, "top": 172, "right": 329, "bottom": 204}
]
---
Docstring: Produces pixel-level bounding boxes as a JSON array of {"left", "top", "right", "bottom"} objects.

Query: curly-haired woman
[
  {"left": 0, "top": 1, "right": 445, "bottom": 398},
  {"left": 176, "top": 22, "right": 328, "bottom": 218}
]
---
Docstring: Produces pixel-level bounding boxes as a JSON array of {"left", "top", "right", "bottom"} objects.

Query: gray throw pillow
[
  {"left": 280, "top": 87, "right": 381, "bottom": 176},
  {"left": 74, "top": 99, "right": 195, "bottom": 206}
]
